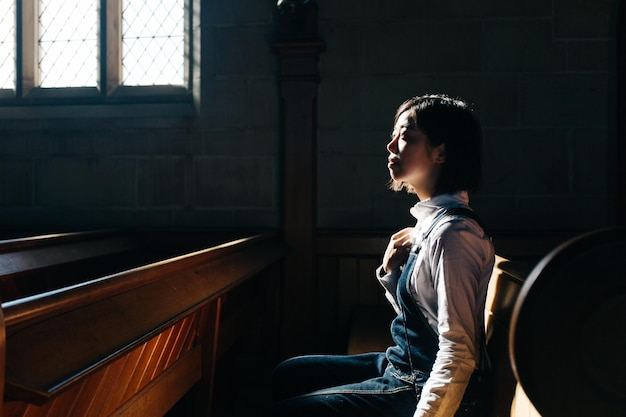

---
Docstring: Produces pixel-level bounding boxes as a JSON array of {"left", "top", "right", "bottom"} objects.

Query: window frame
[{"left": 0, "top": 0, "right": 196, "bottom": 118}]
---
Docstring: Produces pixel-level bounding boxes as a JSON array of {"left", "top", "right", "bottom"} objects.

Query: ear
[{"left": 433, "top": 144, "right": 446, "bottom": 164}]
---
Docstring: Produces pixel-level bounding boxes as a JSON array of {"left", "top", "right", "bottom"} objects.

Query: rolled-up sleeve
[{"left": 376, "top": 266, "right": 402, "bottom": 315}]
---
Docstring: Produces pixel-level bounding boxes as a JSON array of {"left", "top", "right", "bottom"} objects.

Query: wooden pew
[
  {"left": 484, "top": 256, "right": 530, "bottom": 417},
  {"left": 510, "top": 228, "right": 626, "bottom": 417},
  {"left": 0, "top": 230, "right": 287, "bottom": 417}
]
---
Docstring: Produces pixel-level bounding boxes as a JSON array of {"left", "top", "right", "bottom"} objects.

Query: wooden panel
[
  {"left": 317, "top": 231, "right": 573, "bottom": 261},
  {"left": 315, "top": 232, "right": 550, "bottom": 353},
  {"left": 316, "top": 235, "right": 389, "bottom": 352},
  {"left": 216, "top": 270, "right": 278, "bottom": 357},
  {"left": 346, "top": 306, "right": 394, "bottom": 355},
  {"left": 317, "top": 234, "right": 389, "bottom": 256},
  {"left": 337, "top": 257, "right": 359, "bottom": 329},
  {"left": 3, "top": 310, "right": 204, "bottom": 417},
  {"left": 91, "top": 355, "right": 129, "bottom": 417},
  {"left": 108, "top": 348, "right": 201, "bottom": 417},
  {"left": 357, "top": 257, "right": 383, "bottom": 306},
  {"left": 316, "top": 257, "right": 339, "bottom": 351}
]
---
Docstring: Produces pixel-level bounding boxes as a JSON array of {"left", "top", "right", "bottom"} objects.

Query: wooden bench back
[
  {"left": 0, "top": 231, "right": 139, "bottom": 301},
  {"left": 0, "top": 230, "right": 287, "bottom": 417},
  {"left": 484, "top": 256, "right": 529, "bottom": 417}
]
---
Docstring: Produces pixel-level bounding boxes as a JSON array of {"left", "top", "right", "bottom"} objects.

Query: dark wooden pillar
[
  {"left": 272, "top": 1, "right": 325, "bottom": 356},
  {"left": 618, "top": 1, "right": 626, "bottom": 227}
]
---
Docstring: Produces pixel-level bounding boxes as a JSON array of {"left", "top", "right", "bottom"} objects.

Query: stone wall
[
  {"left": 0, "top": 0, "right": 620, "bottom": 233},
  {"left": 316, "top": 0, "right": 619, "bottom": 232}
]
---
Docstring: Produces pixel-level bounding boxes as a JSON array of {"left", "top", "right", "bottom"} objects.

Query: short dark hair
[{"left": 392, "top": 94, "right": 483, "bottom": 196}]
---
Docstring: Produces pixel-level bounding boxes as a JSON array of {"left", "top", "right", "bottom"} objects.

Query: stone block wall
[
  {"left": 0, "top": 0, "right": 621, "bottom": 234},
  {"left": 0, "top": 1, "right": 281, "bottom": 231},
  {"left": 316, "top": 0, "right": 619, "bottom": 232}
]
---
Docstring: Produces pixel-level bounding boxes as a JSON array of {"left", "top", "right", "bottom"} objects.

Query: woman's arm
[{"left": 414, "top": 223, "right": 493, "bottom": 417}]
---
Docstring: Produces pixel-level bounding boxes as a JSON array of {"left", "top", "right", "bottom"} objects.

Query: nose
[{"left": 387, "top": 134, "right": 398, "bottom": 154}]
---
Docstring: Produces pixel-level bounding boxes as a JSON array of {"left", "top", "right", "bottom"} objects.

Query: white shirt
[{"left": 378, "top": 191, "right": 495, "bottom": 417}]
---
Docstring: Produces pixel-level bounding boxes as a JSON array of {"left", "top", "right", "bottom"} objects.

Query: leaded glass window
[
  {"left": 39, "top": 0, "right": 98, "bottom": 87},
  {"left": 122, "top": 0, "right": 185, "bottom": 86},
  {"left": 0, "top": 0, "right": 187, "bottom": 95},
  {"left": 0, "top": 0, "right": 15, "bottom": 90}
]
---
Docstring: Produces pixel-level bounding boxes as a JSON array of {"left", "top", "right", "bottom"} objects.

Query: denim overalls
[
  {"left": 267, "top": 240, "right": 437, "bottom": 417},
  {"left": 386, "top": 242, "right": 439, "bottom": 392},
  {"left": 267, "top": 208, "right": 487, "bottom": 417}
]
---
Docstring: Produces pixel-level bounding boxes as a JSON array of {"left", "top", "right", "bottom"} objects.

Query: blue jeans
[{"left": 266, "top": 352, "right": 423, "bottom": 417}]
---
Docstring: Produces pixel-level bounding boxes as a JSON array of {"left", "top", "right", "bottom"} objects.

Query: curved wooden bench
[{"left": 510, "top": 228, "right": 626, "bottom": 417}]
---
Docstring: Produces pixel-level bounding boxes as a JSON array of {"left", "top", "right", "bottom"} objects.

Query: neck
[
  {"left": 410, "top": 166, "right": 441, "bottom": 201},
  {"left": 415, "top": 191, "right": 433, "bottom": 201},
  {"left": 412, "top": 181, "right": 437, "bottom": 201}
]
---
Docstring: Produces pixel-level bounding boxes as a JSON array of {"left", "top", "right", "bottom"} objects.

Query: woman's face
[{"left": 386, "top": 110, "right": 444, "bottom": 199}]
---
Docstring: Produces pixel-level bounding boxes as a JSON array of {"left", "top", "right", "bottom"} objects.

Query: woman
[{"left": 267, "top": 94, "right": 495, "bottom": 417}]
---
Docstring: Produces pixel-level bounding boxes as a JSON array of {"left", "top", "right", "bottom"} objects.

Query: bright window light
[
  {"left": 0, "top": 0, "right": 15, "bottom": 90},
  {"left": 122, "top": 0, "right": 185, "bottom": 86},
  {"left": 39, "top": 0, "right": 98, "bottom": 88}
]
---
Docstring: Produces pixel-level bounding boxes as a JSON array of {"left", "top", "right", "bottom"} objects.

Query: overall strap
[
  {"left": 418, "top": 207, "right": 487, "bottom": 248},
  {"left": 442, "top": 207, "right": 487, "bottom": 232}
]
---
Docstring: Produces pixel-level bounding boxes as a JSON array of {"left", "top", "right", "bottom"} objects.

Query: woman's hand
[{"left": 382, "top": 227, "right": 414, "bottom": 274}]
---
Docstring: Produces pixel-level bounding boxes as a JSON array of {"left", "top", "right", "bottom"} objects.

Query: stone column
[{"left": 272, "top": 0, "right": 325, "bottom": 355}]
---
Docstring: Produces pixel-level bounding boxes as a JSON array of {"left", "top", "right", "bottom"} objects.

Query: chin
[{"left": 388, "top": 168, "right": 403, "bottom": 182}]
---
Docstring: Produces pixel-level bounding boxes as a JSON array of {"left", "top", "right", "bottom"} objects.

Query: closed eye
[{"left": 391, "top": 124, "right": 414, "bottom": 140}]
